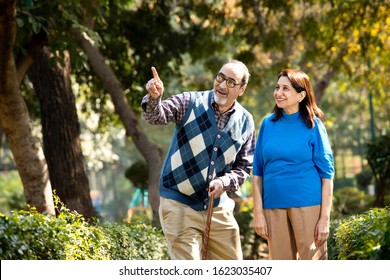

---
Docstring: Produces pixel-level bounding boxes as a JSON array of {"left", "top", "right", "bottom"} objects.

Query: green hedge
[
  {"left": 99, "top": 222, "right": 168, "bottom": 260},
  {"left": 0, "top": 206, "right": 169, "bottom": 260},
  {"left": 328, "top": 207, "right": 390, "bottom": 260},
  {"left": 1, "top": 201, "right": 388, "bottom": 260}
]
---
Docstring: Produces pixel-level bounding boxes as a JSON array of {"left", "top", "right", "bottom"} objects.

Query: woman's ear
[{"left": 300, "top": 91, "right": 307, "bottom": 101}]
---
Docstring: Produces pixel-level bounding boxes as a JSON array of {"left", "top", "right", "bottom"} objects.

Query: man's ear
[{"left": 239, "top": 84, "right": 247, "bottom": 96}]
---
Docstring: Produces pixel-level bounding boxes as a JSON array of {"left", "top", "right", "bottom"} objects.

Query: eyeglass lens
[{"left": 215, "top": 74, "right": 239, "bottom": 88}]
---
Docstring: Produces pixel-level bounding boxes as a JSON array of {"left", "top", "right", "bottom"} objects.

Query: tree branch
[{"left": 15, "top": 31, "right": 48, "bottom": 86}]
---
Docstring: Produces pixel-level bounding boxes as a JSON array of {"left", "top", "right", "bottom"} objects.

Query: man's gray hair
[{"left": 225, "top": 59, "right": 251, "bottom": 85}]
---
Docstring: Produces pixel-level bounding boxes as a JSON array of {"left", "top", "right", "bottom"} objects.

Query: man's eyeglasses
[{"left": 215, "top": 73, "right": 245, "bottom": 88}]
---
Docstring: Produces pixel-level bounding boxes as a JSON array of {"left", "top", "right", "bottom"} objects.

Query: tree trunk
[
  {"left": 27, "top": 47, "right": 96, "bottom": 219},
  {"left": 74, "top": 30, "right": 164, "bottom": 218},
  {"left": 0, "top": 0, "right": 54, "bottom": 214},
  {"left": 0, "top": 125, "right": 3, "bottom": 152},
  {"left": 373, "top": 174, "right": 385, "bottom": 208},
  {"left": 313, "top": 71, "right": 334, "bottom": 104}
]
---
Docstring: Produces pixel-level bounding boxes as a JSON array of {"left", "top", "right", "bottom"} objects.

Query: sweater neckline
[{"left": 282, "top": 110, "right": 300, "bottom": 122}]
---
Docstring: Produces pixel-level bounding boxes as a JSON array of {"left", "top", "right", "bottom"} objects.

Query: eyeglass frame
[{"left": 215, "top": 73, "right": 246, "bottom": 88}]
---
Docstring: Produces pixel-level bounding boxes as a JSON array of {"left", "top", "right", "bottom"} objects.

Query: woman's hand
[
  {"left": 314, "top": 217, "right": 330, "bottom": 247},
  {"left": 253, "top": 210, "right": 269, "bottom": 239}
]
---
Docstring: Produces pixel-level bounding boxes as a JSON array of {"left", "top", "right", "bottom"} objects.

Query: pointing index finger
[{"left": 151, "top": 66, "right": 161, "bottom": 81}]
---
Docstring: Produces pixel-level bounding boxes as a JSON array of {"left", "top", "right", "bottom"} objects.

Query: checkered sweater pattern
[{"left": 159, "top": 90, "right": 253, "bottom": 210}]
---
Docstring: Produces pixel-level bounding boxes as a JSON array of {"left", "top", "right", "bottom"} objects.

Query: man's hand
[
  {"left": 208, "top": 178, "right": 225, "bottom": 198},
  {"left": 145, "top": 66, "right": 164, "bottom": 99}
]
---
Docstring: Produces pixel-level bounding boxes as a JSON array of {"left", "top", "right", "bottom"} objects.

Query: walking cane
[{"left": 201, "top": 194, "right": 214, "bottom": 260}]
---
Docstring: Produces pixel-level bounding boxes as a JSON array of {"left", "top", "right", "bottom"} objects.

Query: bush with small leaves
[
  {"left": 0, "top": 195, "right": 168, "bottom": 260},
  {"left": 330, "top": 207, "right": 390, "bottom": 260}
]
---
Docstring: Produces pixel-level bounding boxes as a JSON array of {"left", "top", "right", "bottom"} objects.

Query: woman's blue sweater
[{"left": 253, "top": 111, "right": 334, "bottom": 209}]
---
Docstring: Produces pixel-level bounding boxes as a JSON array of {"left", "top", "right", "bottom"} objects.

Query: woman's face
[{"left": 274, "top": 76, "right": 303, "bottom": 114}]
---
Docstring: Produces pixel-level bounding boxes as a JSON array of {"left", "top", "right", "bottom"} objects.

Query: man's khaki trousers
[{"left": 159, "top": 196, "right": 243, "bottom": 260}]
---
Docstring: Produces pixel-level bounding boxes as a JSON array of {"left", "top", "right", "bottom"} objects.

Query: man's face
[{"left": 213, "top": 63, "right": 246, "bottom": 112}]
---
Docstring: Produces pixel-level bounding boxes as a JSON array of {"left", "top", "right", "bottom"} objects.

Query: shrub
[
  {"left": 332, "top": 186, "right": 375, "bottom": 219},
  {"left": 327, "top": 219, "right": 344, "bottom": 260},
  {"left": 329, "top": 207, "right": 390, "bottom": 260},
  {"left": 0, "top": 171, "right": 25, "bottom": 214},
  {"left": 0, "top": 201, "right": 168, "bottom": 260},
  {"left": 0, "top": 207, "right": 109, "bottom": 260},
  {"left": 100, "top": 222, "right": 169, "bottom": 260}
]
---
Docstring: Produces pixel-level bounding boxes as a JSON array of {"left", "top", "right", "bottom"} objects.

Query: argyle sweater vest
[{"left": 159, "top": 90, "right": 254, "bottom": 210}]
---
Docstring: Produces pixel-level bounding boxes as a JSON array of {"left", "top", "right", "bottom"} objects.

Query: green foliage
[
  {"left": 0, "top": 207, "right": 109, "bottom": 260},
  {"left": 100, "top": 222, "right": 168, "bottom": 260},
  {"left": 332, "top": 186, "right": 375, "bottom": 219},
  {"left": 125, "top": 160, "right": 148, "bottom": 188},
  {"left": 235, "top": 210, "right": 266, "bottom": 260},
  {"left": 327, "top": 219, "right": 344, "bottom": 260},
  {"left": 366, "top": 134, "right": 390, "bottom": 206},
  {"left": 329, "top": 207, "right": 390, "bottom": 260},
  {"left": 355, "top": 165, "right": 373, "bottom": 188},
  {"left": 0, "top": 195, "right": 168, "bottom": 260},
  {"left": 333, "top": 177, "right": 355, "bottom": 189},
  {"left": 0, "top": 171, "right": 25, "bottom": 214},
  {"left": 366, "top": 134, "right": 390, "bottom": 180}
]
